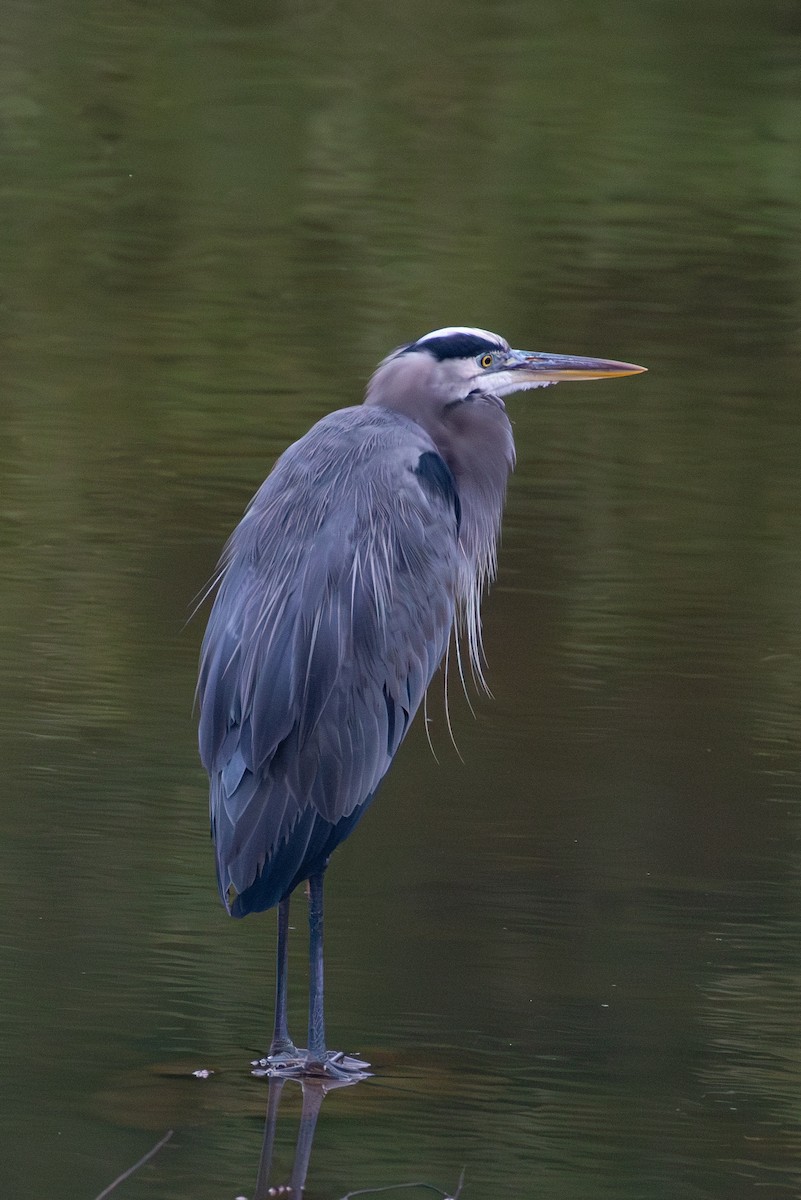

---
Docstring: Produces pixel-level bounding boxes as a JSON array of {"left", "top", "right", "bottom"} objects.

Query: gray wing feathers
[{"left": 197, "top": 407, "right": 459, "bottom": 903}]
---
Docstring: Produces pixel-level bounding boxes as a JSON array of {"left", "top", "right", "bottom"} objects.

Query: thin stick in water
[
  {"left": 338, "top": 1171, "right": 464, "bottom": 1200},
  {"left": 92, "top": 1129, "right": 174, "bottom": 1200}
]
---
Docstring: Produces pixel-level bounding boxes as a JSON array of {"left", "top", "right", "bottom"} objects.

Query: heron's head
[{"left": 365, "top": 326, "right": 646, "bottom": 414}]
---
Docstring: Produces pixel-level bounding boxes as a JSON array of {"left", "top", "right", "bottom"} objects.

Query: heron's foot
[
  {"left": 251, "top": 1047, "right": 371, "bottom": 1080},
  {"left": 250, "top": 1041, "right": 302, "bottom": 1075}
]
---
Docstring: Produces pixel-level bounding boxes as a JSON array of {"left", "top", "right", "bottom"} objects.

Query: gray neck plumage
[
  {"left": 364, "top": 369, "right": 515, "bottom": 685},
  {"left": 433, "top": 398, "right": 515, "bottom": 686}
]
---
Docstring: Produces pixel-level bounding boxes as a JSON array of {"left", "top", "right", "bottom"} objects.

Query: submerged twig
[
  {"left": 338, "top": 1169, "right": 464, "bottom": 1200},
  {"left": 92, "top": 1129, "right": 174, "bottom": 1200}
]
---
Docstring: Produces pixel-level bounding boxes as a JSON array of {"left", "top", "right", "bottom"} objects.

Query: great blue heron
[{"left": 197, "top": 326, "right": 645, "bottom": 1078}]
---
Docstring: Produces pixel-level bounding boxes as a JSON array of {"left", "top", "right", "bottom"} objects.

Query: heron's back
[{"left": 197, "top": 406, "right": 461, "bottom": 915}]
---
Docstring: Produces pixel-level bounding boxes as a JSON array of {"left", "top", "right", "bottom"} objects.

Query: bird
[{"left": 197, "top": 326, "right": 645, "bottom": 1078}]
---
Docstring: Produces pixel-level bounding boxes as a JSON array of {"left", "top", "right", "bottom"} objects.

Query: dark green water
[{"left": 2, "top": 1, "right": 801, "bottom": 1197}]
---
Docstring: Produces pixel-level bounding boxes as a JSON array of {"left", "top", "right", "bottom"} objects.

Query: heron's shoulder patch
[{"left": 413, "top": 451, "right": 461, "bottom": 532}]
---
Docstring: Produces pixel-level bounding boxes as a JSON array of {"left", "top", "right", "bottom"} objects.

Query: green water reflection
[{"left": 2, "top": 1, "right": 801, "bottom": 1197}]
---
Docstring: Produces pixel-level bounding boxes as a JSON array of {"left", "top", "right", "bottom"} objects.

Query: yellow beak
[{"left": 505, "top": 349, "right": 647, "bottom": 383}]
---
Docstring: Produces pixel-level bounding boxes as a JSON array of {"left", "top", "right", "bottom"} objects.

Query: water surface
[{"left": 2, "top": 2, "right": 801, "bottom": 1197}]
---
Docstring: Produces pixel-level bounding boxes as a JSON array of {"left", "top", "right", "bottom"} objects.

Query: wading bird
[{"left": 197, "top": 327, "right": 645, "bottom": 1078}]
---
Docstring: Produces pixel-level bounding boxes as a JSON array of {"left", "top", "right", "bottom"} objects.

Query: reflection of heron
[
  {"left": 253, "top": 1075, "right": 355, "bottom": 1199},
  {"left": 252, "top": 1075, "right": 469, "bottom": 1199},
  {"left": 198, "top": 327, "right": 645, "bottom": 1078}
]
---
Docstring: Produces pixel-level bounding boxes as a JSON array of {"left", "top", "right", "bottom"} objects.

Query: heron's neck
[
  {"left": 363, "top": 361, "right": 515, "bottom": 574},
  {"left": 430, "top": 400, "right": 515, "bottom": 684},
  {"left": 365, "top": 384, "right": 515, "bottom": 679},
  {"left": 437, "top": 399, "right": 515, "bottom": 568}
]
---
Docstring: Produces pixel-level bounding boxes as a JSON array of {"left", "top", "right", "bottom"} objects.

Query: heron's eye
[{"left": 479, "top": 354, "right": 493, "bottom": 368}]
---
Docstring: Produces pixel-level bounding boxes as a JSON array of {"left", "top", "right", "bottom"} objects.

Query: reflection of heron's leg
[
  {"left": 253, "top": 1078, "right": 285, "bottom": 1200},
  {"left": 289, "top": 1080, "right": 326, "bottom": 1195},
  {"left": 269, "top": 897, "right": 297, "bottom": 1059}
]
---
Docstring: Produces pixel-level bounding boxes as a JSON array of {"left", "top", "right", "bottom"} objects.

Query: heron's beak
[{"left": 505, "top": 349, "right": 647, "bottom": 383}]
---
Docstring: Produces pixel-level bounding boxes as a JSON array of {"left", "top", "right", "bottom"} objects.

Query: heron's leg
[
  {"left": 307, "top": 870, "right": 327, "bottom": 1061},
  {"left": 256, "top": 872, "right": 370, "bottom": 1078},
  {"left": 304, "top": 873, "right": 371, "bottom": 1078},
  {"left": 269, "top": 896, "right": 297, "bottom": 1059}
]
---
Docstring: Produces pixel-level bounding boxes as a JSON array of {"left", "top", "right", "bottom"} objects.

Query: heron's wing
[{"left": 197, "top": 407, "right": 460, "bottom": 910}]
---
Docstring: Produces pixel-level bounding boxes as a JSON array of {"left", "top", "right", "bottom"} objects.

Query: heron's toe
[{"left": 306, "top": 1052, "right": 370, "bottom": 1081}]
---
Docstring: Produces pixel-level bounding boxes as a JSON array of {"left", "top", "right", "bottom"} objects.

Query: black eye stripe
[{"left": 405, "top": 333, "right": 504, "bottom": 361}]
